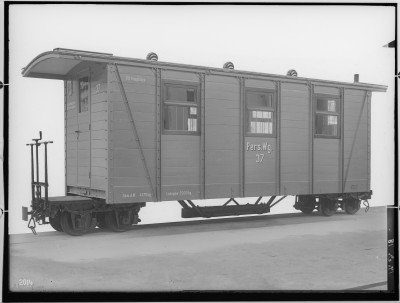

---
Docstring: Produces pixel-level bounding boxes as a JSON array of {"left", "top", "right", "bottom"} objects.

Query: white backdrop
[{"left": 7, "top": 4, "right": 395, "bottom": 234}]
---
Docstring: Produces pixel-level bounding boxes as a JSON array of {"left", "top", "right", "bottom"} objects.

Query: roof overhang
[
  {"left": 22, "top": 49, "right": 388, "bottom": 93},
  {"left": 22, "top": 52, "right": 83, "bottom": 80}
]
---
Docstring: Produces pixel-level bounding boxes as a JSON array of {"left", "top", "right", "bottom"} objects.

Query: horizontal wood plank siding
[
  {"left": 343, "top": 89, "right": 368, "bottom": 192},
  {"left": 313, "top": 139, "right": 340, "bottom": 193},
  {"left": 66, "top": 79, "right": 78, "bottom": 186},
  {"left": 245, "top": 137, "right": 277, "bottom": 196},
  {"left": 245, "top": 79, "right": 275, "bottom": 90},
  {"left": 162, "top": 70, "right": 199, "bottom": 82},
  {"left": 61, "top": 59, "right": 377, "bottom": 204},
  {"left": 280, "top": 83, "right": 310, "bottom": 195},
  {"left": 160, "top": 71, "right": 201, "bottom": 201},
  {"left": 109, "top": 65, "right": 156, "bottom": 203},
  {"left": 243, "top": 79, "right": 277, "bottom": 197},
  {"left": 314, "top": 85, "right": 340, "bottom": 96},
  {"left": 205, "top": 75, "right": 240, "bottom": 198}
]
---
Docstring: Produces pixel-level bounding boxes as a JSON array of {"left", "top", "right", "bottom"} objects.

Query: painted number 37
[{"left": 256, "top": 154, "right": 264, "bottom": 163}]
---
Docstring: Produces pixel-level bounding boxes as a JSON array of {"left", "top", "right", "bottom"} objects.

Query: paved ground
[{"left": 9, "top": 207, "right": 387, "bottom": 292}]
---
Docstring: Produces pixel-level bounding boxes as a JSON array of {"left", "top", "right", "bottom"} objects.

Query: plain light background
[{"left": 7, "top": 4, "right": 395, "bottom": 234}]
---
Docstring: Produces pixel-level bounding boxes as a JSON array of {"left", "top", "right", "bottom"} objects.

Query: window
[
  {"left": 163, "top": 82, "right": 199, "bottom": 134},
  {"left": 315, "top": 96, "right": 340, "bottom": 137},
  {"left": 246, "top": 90, "right": 275, "bottom": 136},
  {"left": 67, "top": 80, "right": 73, "bottom": 96},
  {"left": 79, "top": 77, "right": 89, "bottom": 113}
]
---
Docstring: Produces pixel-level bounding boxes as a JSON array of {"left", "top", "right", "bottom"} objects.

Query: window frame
[
  {"left": 78, "top": 75, "right": 90, "bottom": 114},
  {"left": 245, "top": 88, "right": 277, "bottom": 137},
  {"left": 313, "top": 93, "right": 341, "bottom": 139},
  {"left": 162, "top": 80, "right": 200, "bottom": 135}
]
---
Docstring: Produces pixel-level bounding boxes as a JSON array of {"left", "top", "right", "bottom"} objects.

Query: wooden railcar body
[{"left": 23, "top": 49, "right": 387, "bottom": 205}]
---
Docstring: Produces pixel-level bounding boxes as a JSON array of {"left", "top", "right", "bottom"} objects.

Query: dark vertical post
[
  {"left": 44, "top": 143, "right": 48, "bottom": 210},
  {"left": 30, "top": 145, "right": 35, "bottom": 201},
  {"left": 35, "top": 141, "right": 40, "bottom": 199}
]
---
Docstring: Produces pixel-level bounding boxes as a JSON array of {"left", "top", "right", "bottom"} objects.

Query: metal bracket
[
  {"left": 28, "top": 217, "right": 37, "bottom": 235},
  {"left": 178, "top": 196, "right": 285, "bottom": 219},
  {"left": 362, "top": 200, "right": 370, "bottom": 213},
  {"left": 223, "top": 198, "right": 240, "bottom": 206}
]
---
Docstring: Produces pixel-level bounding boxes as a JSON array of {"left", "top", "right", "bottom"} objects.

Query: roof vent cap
[
  {"left": 287, "top": 69, "right": 298, "bottom": 77},
  {"left": 146, "top": 52, "right": 158, "bottom": 61},
  {"left": 223, "top": 62, "right": 234, "bottom": 69},
  {"left": 354, "top": 74, "right": 359, "bottom": 83}
]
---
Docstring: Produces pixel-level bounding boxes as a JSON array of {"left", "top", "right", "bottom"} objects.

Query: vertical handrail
[
  {"left": 35, "top": 142, "right": 39, "bottom": 188},
  {"left": 113, "top": 64, "right": 157, "bottom": 201},
  {"left": 26, "top": 131, "right": 52, "bottom": 214},
  {"left": 30, "top": 145, "right": 35, "bottom": 202},
  {"left": 35, "top": 141, "right": 41, "bottom": 201},
  {"left": 44, "top": 142, "right": 49, "bottom": 210}
]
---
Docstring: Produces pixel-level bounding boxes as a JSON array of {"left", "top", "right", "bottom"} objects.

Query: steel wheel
[
  {"left": 296, "top": 196, "right": 316, "bottom": 214},
  {"left": 105, "top": 209, "right": 133, "bottom": 232},
  {"left": 49, "top": 212, "right": 63, "bottom": 232},
  {"left": 319, "top": 198, "right": 338, "bottom": 217},
  {"left": 60, "top": 212, "right": 92, "bottom": 236},
  {"left": 344, "top": 197, "right": 361, "bottom": 215}
]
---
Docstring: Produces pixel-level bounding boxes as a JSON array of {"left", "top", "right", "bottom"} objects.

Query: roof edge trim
[{"left": 22, "top": 50, "right": 388, "bottom": 93}]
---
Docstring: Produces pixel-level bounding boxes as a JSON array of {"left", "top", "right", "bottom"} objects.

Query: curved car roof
[{"left": 22, "top": 48, "right": 387, "bottom": 92}]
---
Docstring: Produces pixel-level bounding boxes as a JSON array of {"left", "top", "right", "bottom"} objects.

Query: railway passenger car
[{"left": 21, "top": 48, "right": 387, "bottom": 235}]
